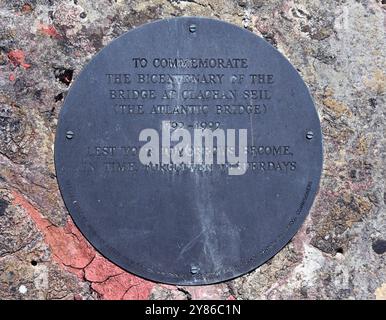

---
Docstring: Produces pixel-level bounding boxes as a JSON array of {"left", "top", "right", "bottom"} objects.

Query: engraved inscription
[{"left": 79, "top": 56, "right": 298, "bottom": 176}]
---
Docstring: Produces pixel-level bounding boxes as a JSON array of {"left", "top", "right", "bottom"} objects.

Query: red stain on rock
[
  {"left": 12, "top": 190, "right": 94, "bottom": 269},
  {"left": 11, "top": 190, "right": 155, "bottom": 299},
  {"left": 92, "top": 273, "right": 153, "bottom": 300},
  {"left": 37, "top": 23, "right": 61, "bottom": 38},
  {"left": 7, "top": 50, "right": 31, "bottom": 69},
  {"left": 122, "top": 279, "right": 154, "bottom": 300},
  {"left": 12, "top": 191, "right": 51, "bottom": 229},
  {"left": 9, "top": 73, "right": 15, "bottom": 81},
  {"left": 48, "top": 220, "right": 95, "bottom": 269}
]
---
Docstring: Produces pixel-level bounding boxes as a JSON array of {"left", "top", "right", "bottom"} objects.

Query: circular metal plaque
[{"left": 55, "top": 17, "right": 323, "bottom": 285}]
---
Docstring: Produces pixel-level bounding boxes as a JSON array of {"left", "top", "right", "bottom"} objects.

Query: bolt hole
[
  {"left": 336, "top": 247, "right": 344, "bottom": 254},
  {"left": 31, "top": 260, "right": 37, "bottom": 266}
]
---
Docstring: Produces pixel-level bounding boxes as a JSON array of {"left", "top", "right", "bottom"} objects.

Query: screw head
[
  {"left": 66, "top": 130, "right": 74, "bottom": 139},
  {"left": 306, "top": 130, "right": 314, "bottom": 140},
  {"left": 189, "top": 24, "right": 197, "bottom": 33},
  {"left": 190, "top": 265, "right": 199, "bottom": 275}
]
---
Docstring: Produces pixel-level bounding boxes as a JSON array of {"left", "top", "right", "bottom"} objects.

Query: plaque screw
[
  {"left": 66, "top": 130, "right": 74, "bottom": 139},
  {"left": 189, "top": 24, "right": 197, "bottom": 33},
  {"left": 190, "top": 265, "right": 199, "bottom": 275},
  {"left": 306, "top": 131, "right": 314, "bottom": 140}
]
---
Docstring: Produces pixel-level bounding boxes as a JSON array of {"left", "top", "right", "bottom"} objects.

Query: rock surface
[{"left": 0, "top": 0, "right": 385, "bottom": 300}]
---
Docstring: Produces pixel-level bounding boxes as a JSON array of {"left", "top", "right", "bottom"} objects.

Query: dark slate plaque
[{"left": 55, "top": 17, "right": 323, "bottom": 285}]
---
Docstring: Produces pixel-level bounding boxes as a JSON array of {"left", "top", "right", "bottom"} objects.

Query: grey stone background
[{"left": 0, "top": 0, "right": 385, "bottom": 299}]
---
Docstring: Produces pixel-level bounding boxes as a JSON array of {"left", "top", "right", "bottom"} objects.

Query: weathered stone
[{"left": 0, "top": 0, "right": 384, "bottom": 300}]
